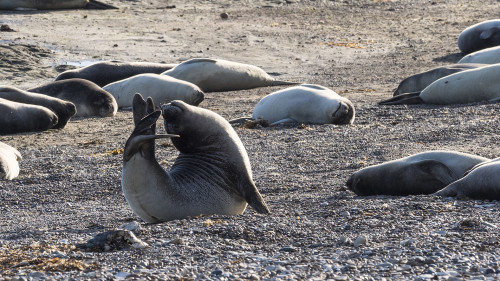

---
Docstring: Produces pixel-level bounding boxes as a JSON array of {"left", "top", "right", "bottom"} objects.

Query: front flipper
[
  {"left": 270, "top": 118, "right": 297, "bottom": 125},
  {"left": 86, "top": 0, "right": 118, "bottom": 9},
  {"left": 378, "top": 92, "right": 424, "bottom": 105}
]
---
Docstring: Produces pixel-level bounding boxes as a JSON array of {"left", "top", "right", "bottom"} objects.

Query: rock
[{"left": 353, "top": 235, "right": 368, "bottom": 247}]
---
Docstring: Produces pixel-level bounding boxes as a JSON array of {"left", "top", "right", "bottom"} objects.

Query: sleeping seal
[
  {"left": 55, "top": 61, "right": 177, "bottom": 87},
  {"left": 29, "top": 78, "right": 117, "bottom": 117},
  {"left": 0, "top": 86, "right": 76, "bottom": 129},
  {"left": 393, "top": 64, "right": 485, "bottom": 96},
  {"left": 434, "top": 158, "right": 500, "bottom": 200},
  {"left": 458, "top": 46, "right": 500, "bottom": 64},
  {"left": 0, "top": 98, "right": 58, "bottom": 135},
  {"left": 0, "top": 142, "right": 21, "bottom": 180},
  {"left": 161, "top": 58, "right": 298, "bottom": 92},
  {"left": 346, "top": 151, "right": 489, "bottom": 196},
  {"left": 379, "top": 63, "right": 500, "bottom": 105},
  {"left": 121, "top": 94, "right": 270, "bottom": 223},
  {"left": 103, "top": 74, "right": 204, "bottom": 109},
  {"left": 0, "top": 0, "right": 116, "bottom": 10},
  {"left": 458, "top": 19, "right": 500, "bottom": 54}
]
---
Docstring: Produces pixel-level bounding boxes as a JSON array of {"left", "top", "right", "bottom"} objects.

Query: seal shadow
[{"left": 432, "top": 52, "right": 464, "bottom": 63}]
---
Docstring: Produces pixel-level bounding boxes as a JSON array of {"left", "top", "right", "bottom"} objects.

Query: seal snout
[
  {"left": 192, "top": 90, "right": 205, "bottom": 106},
  {"left": 332, "top": 100, "right": 355, "bottom": 125},
  {"left": 346, "top": 174, "right": 362, "bottom": 195}
]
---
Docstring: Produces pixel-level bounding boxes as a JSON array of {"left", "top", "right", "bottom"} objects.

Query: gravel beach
[{"left": 0, "top": 0, "right": 499, "bottom": 280}]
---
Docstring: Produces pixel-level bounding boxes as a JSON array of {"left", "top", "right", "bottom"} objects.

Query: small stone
[
  {"left": 119, "top": 221, "right": 141, "bottom": 232},
  {"left": 169, "top": 238, "right": 184, "bottom": 245},
  {"left": 220, "top": 12, "right": 229, "bottom": 19},
  {"left": 353, "top": 235, "right": 368, "bottom": 247},
  {"left": 279, "top": 246, "right": 297, "bottom": 252},
  {"left": 211, "top": 269, "right": 223, "bottom": 275},
  {"left": 320, "top": 202, "right": 328, "bottom": 207}
]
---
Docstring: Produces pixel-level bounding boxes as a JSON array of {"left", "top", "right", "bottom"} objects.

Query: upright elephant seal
[
  {"left": 0, "top": 98, "right": 58, "bottom": 135},
  {"left": 346, "top": 151, "right": 489, "bottom": 196},
  {"left": 379, "top": 64, "right": 500, "bottom": 105},
  {"left": 161, "top": 58, "right": 298, "bottom": 92},
  {"left": 55, "top": 61, "right": 177, "bottom": 87},
  {"left": 247, "top": 84, "right": 355, "bottom": 125},
  {"left": 0, "top": 142, "right": 22, "bottom": 180},
  {"left": 29, "top": 78, "right": 117, "bottom": 117},
  {"left": 103, "top": 74, "right": 204, "bottom": 109},
  {"left": 0, "top": 0, "right": 116, "bottom": 10},
  {"left": 458, "top": 19, "right": 500, "bottom": 54},
  {"left": 0, "top": 86, "right": 76, "bottom": 129},
  {"left": 393, "top": 64, "right": 485, "bottom": 96},
  {"left": 458, "top": 46, "right": 500, "bottom": 64},
  {"left": 121, "top": 94, "right": 270, "bottom": 223},
  {"left": 434, "top": 158, "right": 500, "bottom": 200}
]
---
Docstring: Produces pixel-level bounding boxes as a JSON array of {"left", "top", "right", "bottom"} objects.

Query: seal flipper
[
  {"left": 410, "top": 159, "right": 457, "bottom": 194},
  {"left": 241, "top": 181, "right": 271, "bottom": 214},
  {"left": 228, "top": 117, "right": 253, "bottom": 125},
  {"left": 378, "top": 92, "right": 424, "bottom": 105},
  {"left": 86, "top": 0, "right": 118, "bottom": 9},
  {"left": 270, "top": 118, "right": 297, "bottom": 125}
]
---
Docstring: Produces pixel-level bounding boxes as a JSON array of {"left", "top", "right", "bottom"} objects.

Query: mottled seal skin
[
  {"left": 251, "top": 84, "right": 355, "bottom": 125},
  {"left": 103, "top": 74, "right": 204, "bottom": 109},
  {"left": 458, "top": 46, "right": 500, "bottom": 64},
  {"left": 458, "top": 19, "right": 500, "bottom": 54},
  {"left": 55, "top": 61, "right": 177, "bottom": 87},
  {"left": 121, "top": 94, "right": 270, "bottom": 223},
  {"left": 0, "top": 86, "right": 76, "bottom": 129},
  {"left": 380, "top": 64, "right": 500, "bottom": 105},
  {"left": 346, "top": 151, "right": 489, "bottom": 196},
  {"left": 393, "top": 64, "right": 486, "bottom": 96},
  {"left": 0, "top": 0, "right": 116, "bottom": 10},
  {"left": 29, "top": 78, "right": 117, "bottom": 117},
  {"left": 434, "top": 158, "right": 500, "bottom": 200},
  {"left": 162, "top": 58, "right": 298, "bottom": 92},
  {"left": 0, "top": 98, "right": 58, "bottom": 135},
  {"left": 0, "top": 142, "right": 22, "bottom": 180}
]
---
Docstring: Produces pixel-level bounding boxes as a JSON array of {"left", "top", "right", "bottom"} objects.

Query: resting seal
[
  {"left": 103, "top": 74, "right": 204, "bottom": 109},
  {"left": 458, "top": 46, "right": 500, "bottom": 64},
  {"left": 121, "top": 94, "right": 270, "bottom": 223},
  {"left": 0, "top": 86, "right": 76, "bottom": 129},
  {"left": 434, "top": 158, "right": 500, "bottom": 200},
  {"left": 0, "top": 142, "right": 21, "bottom": 180},
  {"left": 55, "top": 61, "right": 177, "bottom": 87},
  {"left": 346, "top": 151, "right": 488, "bottom": 196},
  {"left": 162, "top": 58, "right": 298, "bottom": 92},
  {"left": 458, "top": 19, "right": 500, "bottom": 54},
  {"left": 393, "top": 64, "right": 485, "bottom": 96},
  {"left": 29, "top": 78, "right": 117, "bottom": 117},
  {"left": 379, "top": 64, "right": 500, "bottom": 105},
  {"left": 0, "top": 98, "right": 58, "bottom": 135},
  {"left": 0, "top": 0, "right": 116, "bottom": 10}
]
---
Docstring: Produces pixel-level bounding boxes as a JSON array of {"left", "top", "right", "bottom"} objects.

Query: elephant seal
[
  {"left": 0, "top": 142, "right": 21, "bottom": 180},
  {"left": 434, "top": 158, "right": 500, "bottom": 200},
  {"left": 0, "top": 98, "right": 58, "bottom": 135},
  {"left": 458, "top": 46, "right": 500, "bottom": 64},
  {"left": 379, "top": 64, "right": 500, "bottom": 105},
  {"left": 29, "top": 78, "right": 117, "bottom": 117},
  {"left": 0, "top": 0, "right": 116, "bottom": 10},
  {"left": 161, "top": 58, "right": 298, "bottom": 92},
  {"left": 0, "top": 86, "right": 76, "bottom": 129},
  {"left": 393, "top": 64, "right": 485, "bottom": 96},
  {"left": 55, "top": 61, "right": 177, "bottom": 87},
  {"left": 103, "top": 74, "right": 204, "bottom": 109},
  {"left": 121, "top": 94, "right": 270, "bottom": 223},
  {"left": 346, "top": 151, "right": 489, "bottom": 196},
  {"left": 458, "top": 19, "right": 500, "bottom": 54},
  {"left": 248, "top": 84, "right": 355, "bottom": 125}
]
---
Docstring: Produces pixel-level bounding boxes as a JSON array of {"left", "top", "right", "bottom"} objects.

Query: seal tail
[
  {"left": 270, "top": 80, "right": 300, "bottom": 87},
  {"left": 86, "top": 0, "right": 118, "bottom": 9},
  {"left": 378, "top": 91, "right": 424, "bottom": 105}
]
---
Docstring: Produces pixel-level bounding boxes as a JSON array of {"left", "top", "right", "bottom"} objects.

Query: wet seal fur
[
  {"left": 0, "top": 0, "right": 117, "bottom": 10},
  {"left": 55, "top": 61, "right": 177, "bottom": 87},
  {"left": 380, "top": 64, "right": 500, "bottom": 105},
  {"left": 434, "top": 158, "right": 500, "bottom": 200},
  {"left": 458, "top": 46, "right": 500, "bottom": 64},
  {"left": 103, "top": 74, "right": 204, "bottom": 109},
  {"left": 121, "top": 94, "right": 270, "bottom": 223},
  {"left": 162, "top": 58, "right": 298, "bottom": 92},
  {"left": 0, "top": 98, "right": 58, "bottom": 135},
  {"left": 346, "top": 151, "right": 489, "bottom": 196},
  {"left": 29, "top": 78, "right": 117, "bottom": 117},
  {"left": 0, "top": 86, "right": 76, "bottom": 128},
  {"left": 0, "top": 142, "right": 22, "bottom": 180},
  {"left": 458, "top": 19, "right": 500, "bottom": 54}
]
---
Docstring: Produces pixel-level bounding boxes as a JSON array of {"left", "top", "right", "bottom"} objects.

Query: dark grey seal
[
  {"left": 458, "top": 19, "right": 500, "bottom": 54},
  {"left": 0, "top": 98, "right": 58, "bottom": 135}
]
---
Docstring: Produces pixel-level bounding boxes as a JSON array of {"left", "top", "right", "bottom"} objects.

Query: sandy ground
[{"left": 0, "top": 0, "right": 499, "bottom": 279}]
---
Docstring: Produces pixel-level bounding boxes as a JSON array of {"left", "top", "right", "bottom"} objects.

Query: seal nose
[{"left": 332, "top": 101, "right": 355, "bottom": 125}]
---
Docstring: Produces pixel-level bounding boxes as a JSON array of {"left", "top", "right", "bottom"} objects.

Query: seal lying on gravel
[
  {"left": 29, "top": 79, "right": 117, "bottom": 117},
  {"left": 103, "top": 74, "right": 204, "bottom": 109},
  {"left": 346, "top": 151, "right": 489, "bottom": 196},
  {"left": 434, "top": 158, "right": 500, "bottom": 200},
  {"left": 393, "top": 64, "right": 485, "bottom": 96},
  {"left": 161, "top": 58, "right": 298, "bottom": 92},
  {"left": 0, "top": 98, "right": 58, "bottom": 135},
  {"left": 55, "top": 61, "right": 177, "bottom": 87},
  {"left": 122, "top": 94, "right": 270, "bottom": 223},
  {"left": 458, "top": 46, "right": 500, "bottom": 64},
  {"left": 379, "top": 64, "right": 500, "bottom": 105},
  {"left": 0, "top": 142, "right": 21, "bottom": 180},
  {"left": 458, "top": 19, "right": 500, "bottom": 54},
  {"left": 0, "top": 86, "right": 76, "bottom": 129},
  {"left": 0, "top": 0, "right": 117, "bottom": 10}
]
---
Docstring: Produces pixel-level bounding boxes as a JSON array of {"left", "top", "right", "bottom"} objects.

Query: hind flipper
[
  {"left": 86, "top": 0, "right": 118, "bottom": 9},
  {"left": 379, "top": 92, "right": 424, "bottom": 105}
]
